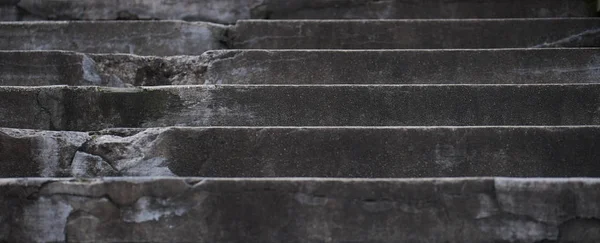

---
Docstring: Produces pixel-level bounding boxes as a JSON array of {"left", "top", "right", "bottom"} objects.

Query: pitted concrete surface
[
  {"left": 2, "top": 126, "right": 600, "bottom": 178},
  {"left": 2, "top": 49, "right": 600, "bottom": 86},
  {"left": 1, "top": 19, "right": 600, "bottom": 55},
  {"left": 2, "top": 85, "right": 600, "bottom": 130},
  {"left": 9, "top": 0, "right": 599, "bottom": 23},
  {"left": 1, "top": 177, "right": 599, "bottom": 242}
]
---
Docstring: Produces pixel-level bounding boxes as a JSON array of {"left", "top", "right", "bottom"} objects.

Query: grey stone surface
[
  {"left": 0, "top": 5, "right": 18, "bottom": 21},
  {"left": 16, "top": 0, "right": 262, "bottom": 23},
  {"left": 0, "top": 128, "right": 90, "bottom": 177},
  {"left": 0, "top": 51, "right": 205, "bottom": 86},
  {"left": 0, "top": 21, "right": 227, "bottom": 56},
  {"left": 198, "top": 49, "right": 600, "bottom": 85},
  {"left": 2, "top": 126, "right": 600, "bottom": 178},
  {"left": 1, "top": 177, "right": 600, "bottom": 242},
  {"left": 11, "top": 0, "right": 599, "bottom": 23},
  {"left": 3, "top": 49, "right": 600, "bottom": 86},
  {"left": 2, "top": 85, "right": 600, "bottom": 130},
  {"left": 2, "top": 19, "right": 600, "bottom": 55},
  {"left": 0, "top": 0, "right": 18, "bottom": 5},
  {"left": 231, "top": 19, "right": 600, "bottom": 49}
]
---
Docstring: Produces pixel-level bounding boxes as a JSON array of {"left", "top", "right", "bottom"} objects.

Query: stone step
[
  {"left": 8, "top": 0, "right": 599, "bottom": 23},
  {"left": 2, "top": 49, "right": 600, "bottom": 86},
  {"left": 2, "top": 19, "right": 600, "bottom": 55},
  {"left": 2, "top": 84, "right": 600, "bottom": 130},
  {"left": 2, "top": 126, "right": 600, "bottom": 178},
  {"left": 230, "top": 19, "right": 600, "bottom": 50},
  {"left": 0, "top": 21, "right": 227, "bottom": 56},
  {"left": 1, "top": 177, "right": 599, "bottom": 242}
]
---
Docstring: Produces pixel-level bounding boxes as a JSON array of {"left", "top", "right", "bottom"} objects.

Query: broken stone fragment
[{"left": 2, "top": 85, "right": 600, "bottom": 130}]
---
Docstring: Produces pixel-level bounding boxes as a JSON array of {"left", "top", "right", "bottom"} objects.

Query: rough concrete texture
[
  {"left": 1, "top": 177, "right": 600, "bottom": 242},
  {"left": 186, "top": 49, "right": 600, "bottom": 85},
  {"left": 0, "top": 128, "right": 90, "bottom": 177},
  {"left": 11, "top": 0, "right": 599, "bottom": 23},
  {"left": 2, "top": 126, "right": 600, "bottom": 178},
  {"left": 0, "top": 5, "right": 18, "bottom": 21},
  {"left": 2, "top": 85, "right": 600, "bottom": 130},
  {"left": 1, "top": 19, "right": 600, "bottom": 55},
  {"left": 0, "top": 51, "right": 205, "bottom": 86},
  {"left": 0, "top": 21, "right": 227, "bottom": 56},
  {"left": 3, "top": 49, "right": 600, "bottom": 86},
  {"left": 231, "top": 19, "right": 600, "bottom": 49}
]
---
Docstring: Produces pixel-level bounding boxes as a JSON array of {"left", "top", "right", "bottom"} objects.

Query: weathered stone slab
[
  {"left": 231, "top": 19, "right": 600, "bottom": 49},
  {"left": 0, "top": 21, "right": 227, "bottom": 56},
  {"left": 12, "top": 0, "right": 599, "bottom": 23},
  {"left": 15, "top": 0, "right": 261, "bottom": 23},
  {"left": 0, "top": 51, "right": 205, "bottom": 86},
  {"left": 0, "top": 128, "right": 91, "bottom": 177},
  {"left": 2, "top": 126, "right": 600, "bottom": 178},
  {"left": 3, "top": 49, "right": 600, "bottom": 86},
  {"left": 2, "top": 19, "right": 600, "bottom": 54},
  {"left": 1, "top": 177, "right": 600, "bottom": 242},
  {"left": 199, "top": 49, "right": 600, "bottom": 85},
  {"left": 2, "top": 85, "right": 600, "bottom": 130}
]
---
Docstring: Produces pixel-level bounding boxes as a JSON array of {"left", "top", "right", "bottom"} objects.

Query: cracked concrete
[
  {"left": 4, "top": 84, "right": 600, "bottom": 130},
  {"left": 3, "top": 49, "right": 600, "bottom": 86},
  {"left": 532, "top": 28, "right": 600, "bottom": 48},
  {"left": 7, "top": 0, "right": 598, "bottom": 23},
  {"left": 230, "top": 19, "right": 600, "bottom": 49},
  {"left": 3, "top": 126, "right": 600, "bottom": 178},
  {"left": 0, "top": 21, "right": 227, "bottom": 56},
  {"left": 1, "top": 19, "right": 600, "bottom": 56},
  {"left": 1, "top": 178, "right": 599, "bottom": 242}
]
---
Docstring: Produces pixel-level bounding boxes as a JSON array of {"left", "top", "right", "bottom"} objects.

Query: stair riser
[
  {"left": 10, "top": 0, "right": 599, "bottom": 23},
  {"left": 231, "top": 19, "right": 600, "bottom": 49},
  {"left": 2, "top": 19, "right": 600, "bottom": 55},
  {"left": 2, "top": 49, "right": 600, "bottom": 86},
  {"left": 1, "top": 178, "right": 599, "bottom": 242},
  {"left": 0, "top": 21, "right": 227, "bottom": 56},
  {"left": 2, "top": 85, "right": 600, "bottom": 130},
  {"left": 2, "top": 127, "right": 600, "bottom": 178}
]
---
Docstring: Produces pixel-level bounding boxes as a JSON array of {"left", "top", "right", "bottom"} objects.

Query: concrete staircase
[{"left": 1, "top": 0, "right": 600, "bottom": 242}]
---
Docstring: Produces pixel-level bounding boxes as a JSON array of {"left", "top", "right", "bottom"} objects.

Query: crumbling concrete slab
[
  {"left": 12, "top": 0, "right": 599, "bottom": 23},
  {"left": 2, "top": 126, "right": 600, "bottom": 178},
  {"left": 1, "top": 177, "right": 599, "bottom": 242},
  {"left": 1, "top": 85, "right": 600, "bottom": 130},
  {"left": 2, "top": 49, "right": 600, "bottom": 86},
  {"left": 0, "top": 21, "right": 227, "bottom": 56}
]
